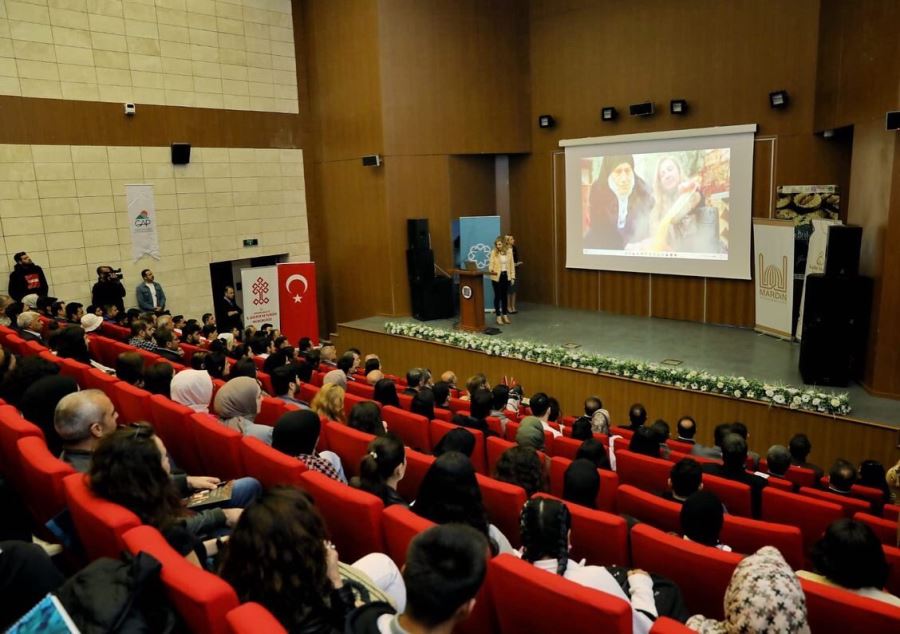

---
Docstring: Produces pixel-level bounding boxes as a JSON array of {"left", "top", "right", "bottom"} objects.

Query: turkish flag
[{"left": 277, "top": 262, "right": 319, "bottom": 346}]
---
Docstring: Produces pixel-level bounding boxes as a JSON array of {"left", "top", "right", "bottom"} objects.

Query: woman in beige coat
[{"left": 488, "top": 236, "right": 516, "bottom": 325}]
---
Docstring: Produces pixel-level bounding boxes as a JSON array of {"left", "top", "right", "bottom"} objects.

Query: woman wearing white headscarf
[
  {"left": 171, "top": 369, "right": 214, "bottom": 413},
  {"left": 214, "top": 376, "right": 272, "bottom": 445}
]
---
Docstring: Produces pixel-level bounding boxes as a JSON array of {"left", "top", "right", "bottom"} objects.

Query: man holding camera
[{"left": 91, "top": 266, "right": 126, "bottom": 314}]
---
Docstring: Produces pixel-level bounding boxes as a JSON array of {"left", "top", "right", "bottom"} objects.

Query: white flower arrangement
[{"left": 383, "top": 321, "right": 852, "bottom": 416}]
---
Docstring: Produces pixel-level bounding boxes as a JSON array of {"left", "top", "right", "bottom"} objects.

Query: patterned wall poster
[
  {"left": 125, "top": 184, "right": 160, "bottom": 261},
  {"left": 241, "top": 266, "right": 280, "bottom": 331}
]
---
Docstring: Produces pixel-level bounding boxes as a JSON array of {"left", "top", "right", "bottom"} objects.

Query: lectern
[{"left": 454, "top": 269, "right": 486, "bottom": 332}]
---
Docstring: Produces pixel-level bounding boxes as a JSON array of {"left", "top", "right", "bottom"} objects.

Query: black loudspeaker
[
  {"left": 824, "top": 225, "right": 862, "bottom": 277},
  {"left": 406, "top": 248, "right": 434, "bottom": 284},
  {"left": 887, "top": 111, "right": 900, "bottom": 131},
  {"left": 407, "top": 218, "right": 430, "bottom": 250},
  {"left": 799, "top": 274, "right": 872, "bottom": 386},
  {"left": 410, "top": 276, "right": 454, "bottom": 321},
  {"left": 171, "top": 143, "right": 191, "bottom": 165}
]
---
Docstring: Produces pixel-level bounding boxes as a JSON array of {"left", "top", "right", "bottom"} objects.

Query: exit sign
[{"left": 243, "top": 238, "right": 258, "bottom": 247}]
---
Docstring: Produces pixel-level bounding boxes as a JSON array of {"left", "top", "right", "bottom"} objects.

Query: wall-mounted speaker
[
  {"left": 629, "top": 102, "right": 655, "bottom": 117},
  {"left": 171, "top": 143, "right": 191, "bottom": 165},
  {"left": 887, "top": 111, "right": 900, "bottom": 131}
]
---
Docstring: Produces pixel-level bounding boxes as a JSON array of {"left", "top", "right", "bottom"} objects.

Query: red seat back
[
  {"left": 240, "top": 436, "right": 307, "bottom": 488},
  {"left": 650, "top": 617, "right": 695, "bottom": 633},
  {"left": 432, "top": 407, "right": 453, "bottom": 422},
  {"left": 82, "top": 366, "right": 119, "bottom": 393},
  {"left": 323, "top": 421, "right": 374, "bottom": 479},
  {"left": 382, "top": 504, "right": 436, "bottom": 567},
  {"left": 533, "top": 493, "right": 629, "bottom": 567},
  {"left": 298, "top": 382, "right": 319, "bottom": 403},
  {"left": 397, "top": 392, "right": 413, "bottom": 410},
  {"left": 191, "top": 413, "right": 245, "bottom": 480},
  {"left": 486, "top": 435, "right": 517, "bottom": 475},
  {"left": 615, "top": 450, "right": 671, "bottom": 494},
  {"left": 382, "top": 405, "right": 430, "bottom": 452},
  {"left": 148, "top": 394, "right": 203, "bottom": 474},
  {"left": 226, "top": 603, "right": 286, "bottom": 634},
  {"left": 488, "top": 554, "right": 631, "bottom": 634},
  {"left": 764, "top": 474, "right": 794, "bottom": 491},
  {"left": 801, "top": 577, "right": 900, "bottom": 633},
  {"left": 4, "top": 333, "right": 27, "bottom": 355},
  {"left": 100, "top": 321, "right": 131, "bottom": 340},
  {"left": 57, "top": 357, "right": 90, "bottom": 386},
  {"left": 854, "top": 511, "right": 897, "bottom": 545},
  {"left": 300, "top": 470, "right": 384, "bottom": 562},
  {"left": 762, "top": 487, "right": 843, "bottom": 553},
  {"left": 22, "top": 339, "right": 46, "bottom": 356},
  {"left": 0, "top": 405, "right": 44, "bottom": 480},
  {"left": 448, "top": 396, "right": 469, "bottom": 412},
  {"left": 631, "top": 523, "right": 743, "bottom": 620},
  {"left": 397, "top": 448, "right": 435, "bottom": 501},
  {"left": 549, "top": 456, "right": 618, "bottom": 513},
  {"left": 799, "top": 486, "right": 871, "bottom": 517},
  {"left": 849, "top": 483, "right": 887, "bottom": 505},
  {"left": 63, "top": 473, "right": 141, "bottom": 560},
  {"left": 345, "top": 381, "right": 374, "bottom": 398},
  {"left": 551, "top": 435, "right": 586, "bottom": 460},
  {"left": 110, "top": 381, "right": 152, "bottom": 424},
  {"left": 179, "top": 343, "right": 204, "bottom": 364},
  {"left": 616, "top": 484, "right": 681, "bottom": 533},
  {"left": 885, "top": 544, "right": 900, "bottom": 596},
  {"left": 122, "top": 525, "right": 239, "bottom": 634},
  {"left": 782, "top": 464, "right": 817, "bottom": 488},
  {"left": 257, "top": 396, "right": 293, "bottom": 425},
  {"left": 720, "top": 514, "right": 804, "bottom": 570},
  {"left": 429, "top": 419, "right": 487, "bottom": 474},
  {"left": 476, "top": 473, "right": 527, "bottom": 548},
  {"left": 702, "top": 473, "right": 753, "bottom": 517},
  {"left": 16, "top": 436, "right": 76, "bottom": 527}
]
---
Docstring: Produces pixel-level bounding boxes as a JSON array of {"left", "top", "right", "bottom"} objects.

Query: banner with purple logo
[{"left": 241, "top": 266, "right": 280, "bottom": 331}]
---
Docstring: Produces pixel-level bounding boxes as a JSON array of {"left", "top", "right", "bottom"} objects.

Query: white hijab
[{"left": 170, "top": 369, "right": 214, "bottom": 413}]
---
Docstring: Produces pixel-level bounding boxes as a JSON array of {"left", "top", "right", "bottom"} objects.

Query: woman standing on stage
[
  {"left": 505, "top": 235, "right": 522, "bottom": 314},
  {"left": 489, "top": 236, "right": 515, "bottom": 325}
]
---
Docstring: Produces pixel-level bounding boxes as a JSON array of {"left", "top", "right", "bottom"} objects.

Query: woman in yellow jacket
[{"left": 488, "top": 236, "right": 515, "bottom": 325}]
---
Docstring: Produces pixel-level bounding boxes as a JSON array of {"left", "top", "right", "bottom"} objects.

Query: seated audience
[
  {"left": 310, "top": 383, "right": 346, "bottom": 423},
  {"left": 319, "top": 343, "right": 337, "bottom": 367},
  {"left": 692, "top": 421, "right": 732, "bottom": 461},
  {"left": 366, "top": 369, "right": 383, "bottom": 385},
  {"left": 0, "top": 355, "right": 59, "bottom": 406},
  {"left": 16, "top": 311, "right": 44, "bottom": 342},
  {"left": 228, "top": 357, "right": 257, "bottom": 381},
  {"left": 128, "top": 320, "right": 156, "bottom": 351},
  {"left": 858, "top": 459, "right": 891, "bottom": 511},
  {"left": 403, "top": 368, "right": 426, "bottom": 395},
  {"left": 350, "top": 434, "right": 408, "bottom": 507},
  {"left": 570, "top": 416, "right": 593, "bottom": 441},
  {"left": 730, "top": 421, "right": 760, "bottom": 470},
  {"left": 664, "top": 458, "right": 703, "bottom": 503},
  {"left": 547, "top": 397, "right": 561, "bottom": 423},
  {"left": 348, "top": 401, "right": 386, "bottom": 436},
  {"left": 53, "top": 326, "right": 94, "bottom": 365},
  {"left": 626, "top": 402, "right": 647, "bottom": 430},
  {"left": 373, "top": 378, "right": 400, "bottom": 408},
  {"left": 170, "top": 369, "right": 214, "bottom": 413},
  {"left": 681, "top": 490, "right": 730, "bottom": 550},
  {"left": 576, "top": 438, "right": 611, "bottom": 470},
  {"left": 563, "top": 458, "right": 600, "bottom": 509},
  {"left": 337, "top": 351, "right": 358, "bottom": 378},
  {"left": 519, "top": 497, "right": 658, "bottom": 633},
  {"left": 650, "top": 419, "right": 671, "bottom": 458},
  {"left": 461, "top": 373, "right": 488, "bottom": 400},
  {"left": 489, "top": 385, "right": 511, "bottom": 425},
  {"left": 20, "top": 375, "right": 79, "bottom": 456},
  {"left": 203, "top": 350, "right": 227, "bottom": 379},
  {"left": 431, "top": 380, "right": 451, "bottom": 410},
  {"left": 271, "top": 364, "right": 308, "bottom": 408},
  {"left": 766, "top": 444, "right": 792, "bottom": 479},
  {"left": 432, "top": 427, "right": 476, "bottom": 458},
  {"left": 413, "top": 451, "right": 513, "bottom": 555},
  {"left": 440, "top": 370, "right": 457, "bottom": 390},
  {"left": 827, "top": 459, "right": 857, "bottom": 495},
  {"left": 528, "top": 392, "right": 561, "bottom": 438},
  {"left": 346, "top": 524, "right": 488, "bottom": 633},
  {"left": 798, "top": 518, "right": 900, "bottom": 607},
  {"left": 0, "top": 540, "right": 66, "bottom": 629},
  {"left": 363, "top": 355, "right": 381, "bottom": 375},
  {"left": 410, "top": 389, "right": 436, "bottom": 421},
  {"left": 323, "top": 368, "right": 347, "bottom": 389},
  {"left": 629, "top": 426, "right": 662, "bottom": 458},
  {"left": 214, "top": 376, "right": 272, "bottom": 444},
  {"left": 80, "top": 313, "right": 103, "bottom": 335},
  {"left": 454, "top": 389, "right": 495, "bottom": 437},
  {"left": 675, "top": 415, "right": 697, "bottom": 444},
  {"left": 515, "top": 416, "right": 545, "bottom": 451},
  {"left": 789, "top": 432, "right": 824, "bottom": 480},
  {"left": 272, "top": 410, "right": 347, "bottom": 483},
  {"left": 54, "top": 390, "right": 118, "bottom": 471},
  {"left": 573, "top": 395, "right": 610, "bottom": 435},
  {"left": 703, "top": 433, "right": 766, "bottom": 517},
  {"left": 493, "top": 446, "right": 546, "bottom": 497},
  {"left": 153, "top": 329, "right": 184, "bottom": 362},
  {"left": 143, "top": 362, "right": 173, "bottom": 397},
  {"left": 686, "top": 546, "right": 808, "bottom": 632}
]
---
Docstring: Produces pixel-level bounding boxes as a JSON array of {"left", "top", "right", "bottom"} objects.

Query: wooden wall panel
[
  {"left": 706, "top": 279, "right": 755, "bottom": 327},
  {"left": 598, "top": 272, "right": 650, "bottom": 316},
  {"left": 650, "top": 276, "right": 705, "bottom": 321},
  {"left": 448, "top": 156, "right": 497, "bottom": 218},
  {"left": 377, "top": 0, "right": 530, "bottom": 156},
  {"left": 338, "top": 325, "right": 900, "bottom": 469},
  {"left": 509, "top": 153, "right": 555, "bottom": 305}
]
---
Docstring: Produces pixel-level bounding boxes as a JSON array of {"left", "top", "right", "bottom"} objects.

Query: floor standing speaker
[
  {"left": 824, "top": 225, "right": 862, "bottom": 277},
  {"left": 799, "top": 274, "right": 871, "bottom": 386},
  {"left": 410, "top": 276, "right": 454, "bottom": 321},
  {"left": 407, "top": 218, "right": 430, "bottom": 250},
  {"left": 406, "top": 248, "right": 435, "bottom": 284}
]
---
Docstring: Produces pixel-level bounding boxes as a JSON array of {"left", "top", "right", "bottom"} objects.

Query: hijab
[
  {"left": 20, "top": 375, "right": 79, "bottom": 456},
  {"left": 170, "top": 369, "right": 213, "bottom": 413},
  {"left": 214, "top": 376, "right": 260, "bottom": 422}
]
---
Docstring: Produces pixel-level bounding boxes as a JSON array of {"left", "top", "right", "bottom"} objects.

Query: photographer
[{"left": 91, "top": 266, "right": 126, "bottom": 315}]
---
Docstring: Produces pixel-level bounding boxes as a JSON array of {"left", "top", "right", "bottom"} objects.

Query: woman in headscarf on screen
[{"left": 584, "top": 154, "right": 654, "bottom": 251}]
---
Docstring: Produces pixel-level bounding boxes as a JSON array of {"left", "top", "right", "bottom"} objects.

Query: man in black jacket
[
  {"left": 91, "top": 266, "right": 126, "bottom": 314},
  {"left": 702, "top": 433, "right": 767, "bottom": 518},
  {"left": 7, "top": 252, "right": 48, "bottom": 301}
]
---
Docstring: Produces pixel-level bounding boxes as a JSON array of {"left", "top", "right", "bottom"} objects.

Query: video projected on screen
[{"left": 581, "top": 149, "right": 730, "bottom": 259}]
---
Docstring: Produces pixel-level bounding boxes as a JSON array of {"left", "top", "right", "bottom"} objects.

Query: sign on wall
[
  {"left": 241, "top": 266, "right": 280, "bottom": 331},
  {"left": 753, "top": 219, "right": 795, "bottom": 339},
  {"left": 126, "top": 184, "right": 161, "bottom": 261}
]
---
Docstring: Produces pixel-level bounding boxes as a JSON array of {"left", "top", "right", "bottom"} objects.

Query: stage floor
[{"left": 344, "top": 303, "right": 900, "bottom": 428}]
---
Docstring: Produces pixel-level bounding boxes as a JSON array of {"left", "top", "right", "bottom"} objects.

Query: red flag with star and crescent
[{"left": 277, "top": 262, "right": 319, "bottom": 346}]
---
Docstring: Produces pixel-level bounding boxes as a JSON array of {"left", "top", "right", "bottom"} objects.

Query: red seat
[
  {"left": 257, "top": 396, "right": 293, "bottom": 425},
  {"left": 99, "top": 321, "right": 130, "bottom": 340},
  {"left": 22, "top": 339, "right": 45, "bottom": 356},
  {"left": 448, "top": 396, "right": 470, "bottom": 413},
  {"left": 762, "top": 487, "right": 843, "bottom": 553},
  {"left": 0, "top": 405, "right": 44, "bottom": 481},
  {"left": 885, "top": 504, "right": 900, "bottom": 522},
  {"left": 396, "top": 448, "right": 434, "bottom": 502},
  {"left": 702, "top": 473, "right": 753, "bottom": 517},
  {"left": 382, "top": 405, "right": 430, "bottom": 451},
  {"left": 88, "top": 335, "right": 118, "bottom": 367},
  {"left": 122, "top": 525, "right": 239, "bottom": 634},
  {"left": 82, "top": 366, "right": 119, "bottom": 393},
  {"left": 300, "top": 470, "right": 384, "bottom": 562},
  {"left": 782, "top": 464, "right": 817, "bottom": 488},
  {"left": 615, "top": 450, "right": 671, "bottom": 494},
  {"left": 226, "top": 603, "right": 286, "bottom": 634},
  {"left": 616, "top": 484, "right": 682, "bottom": 533},
  {"left": 549, "top": 456, "right": 618, "bottom": 513},
  {"left": 397, "top": 393, "right": 413, "bottom": 410},
  {"left": 799, "top": 486, "right": 871, "bottom": 517},
  {"left": 854, "top": 511, "right": 897, "bottom": 545},
  {"left": 16, "top": 436, "right": 76, "bottom": 529},
  {"left": 345, "top": 381, "right": 374, "bottom": 399},
  {"left": 63, "top": 472, "right": 141, "bottom": 560},
  {"left": 476, "top": 473, "right": 527, "bottom": 548},
  {"left": 666, "top": 439, "right": 695, "bottom": 454},
  {"left": 429, "top": 419, "right": 487, "bottom": 474},
  {"left": 551, "top": 435, "right": 586, "bottom": 460},
  {"left": 382, "top": 504, "right": 436, "bottom": 567},
  {"left": 110, "top": 381, "right": 152, "bottom": 424},
  {"left": 801, "top": 576, "right": 900, "bottom": 633},
  {"left": 533, "top": 493, "right": 629, "bottom": 567},
  {"left": 4, "top": 333, "right": 27, "bottom": 355},
  {"left": 148, "top": 394, "right": 204, "bottom": 474},
  {"left": 134, "top": 347, "right": 163, "bottom": 368},
  {"left": 651, "top": 617, "right": 695, "bottom": 633},
  {"left": 486, "top": 435, "right": 517, "bottom": 475},
  {"left": 488, "top": 554, "right": 631, "bottom": 634},
  {"left": 720, "top": 514, "right": 804, "bottom": 570},
  {"left": 432, "top": 407, "right": 453, "bottom": 422},
  {"left": 342, "top": 391, "right": 367, "bottom": 419},
  {"left": 502, "top": 420, "right": 554, "bottom": 448},
  {"left": 57, "top": 357, "right": 90, "bottom": 386},
  {"left": 764, "top": 474, "right": 794, "bottom": 491},
  {"left": 323, "top": 421, "right": 374, "bottom": 479},
  {"left": 885, "top": 544, "right": 900, "bottom": 596},
  {"left": 631, "top": 523, "right": 743, "bottom": 620},
  {"left": 240, "top": 436, "right": 307, "bottom": 488},
  {"left": 611, "top": 426, "right": 634, "bottom": 440},
  {"left": 191, "top": 413, "right": 245, "bottom": 480},
  {"left": 298, "top": 382, "right": 319, "bottom": 403},
  {"left": 179, "top": 343, "right": 204, "bottom": 364},
  {"left": 849, "top": 483, "right": 888, "bottom": 505},
  {"left": 257, "top": 370, "right": 274, "bottom": 396}
]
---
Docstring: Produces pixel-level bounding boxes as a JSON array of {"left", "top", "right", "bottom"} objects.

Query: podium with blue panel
[{"left": 452, "top": 216, "right": 501, "bottom": 313}]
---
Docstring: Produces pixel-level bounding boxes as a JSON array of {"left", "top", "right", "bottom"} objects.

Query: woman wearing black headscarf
[
  {"left": 584, "top": 154, "right": 654, "bottom": 250},
  {"left": 20, "top": 375, "right": 79, "bottom": 455}
]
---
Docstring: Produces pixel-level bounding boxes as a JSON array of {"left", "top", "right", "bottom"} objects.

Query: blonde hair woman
[
  {"left": 488, "top": 236, "right": 515, "bottom": 325},
  {"left": 311, "top": 383, "right": 346, "bottom": 423},
  {"left": 504, "top": 235, "right": 521, "bottom": 314}
]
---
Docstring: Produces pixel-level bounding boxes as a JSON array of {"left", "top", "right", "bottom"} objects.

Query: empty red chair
[
  {"left": 854, "top": 511, "right": 897, "bottom": 545},
  {"left": 801, "top": 576, "right": 900, "bottom": 633},
  {"left": 257, "top": 396, "right": 293, "bottom": 425},
  {"left": 240, "top": 436, "right": 307, "bottom": 488},
  {"left": 632, "top": 523, "right": 743, "bottom": 620},
  {"left": 488, "top": 554, "right": 631, "bottom": 634},
  {"left": 720, "top": 514, "right": 804, "bottom": 570},
  {"left": 616, "top": 484, "right": 681, "bottom": 534},
  {"left": 323, "top": 421, "right": 374, "bottom": 478},
  {"left": 16, "top": 436, "right": 75, "bottom": 528},
  {"left": 702, "top": 473, "right": 753, "bottom": 517},
  {"left": 533, "top": 493, "right": 629, "bottom": 567},
  {"left": 651, "top": 617, "right": 695, "bottom": 633},
  {"left": 396, "top": 448, "right": 434, "bottom": 502},
  {"left": 382, "top": 405, "right": 430, "bottom": 451},
  {"left": 191, "top": 413, "right": 245, "bottom": 480},
  {"left": 782, "top": 464, "right": 817, "bottom": 488},
  {"left": 345, "top": 381, "right": 374, "bottom": 399},
  {"left": 63, "top": 473, "right": 141, "bottom": 560},
  {"left": 799, "top": 486, "right": 871, "bottom": 517},
  {"left": 300, "top": 470, "right": 384, "bottom": 562},
  {"left": 549, "top": 456, "right": 618, "bottom": 513},
  {"left": 615, "top": 450, "right": 671, "bottom": 494},
  {"left": 226, "top": 603, "right": 286, "bottom": 634},
  {"left": 110, "top": 381, "right": 152, "bottom": 424},
  {"left": 762, "top": 487, "right": 842, "bottom": 553},
  {"left": 0, "top": 405, "right": 43, "bottom": 480},
  {"left": 123, "top": 525, "right": 239, "bottom": 634},
  {"left": 476, "top": 473, "right": 527, "bottom": 548},
  {"left": 429, "top": 419, "right": 487, "bottom": 473},
  {"left": 148, "top": 394, "right": 203, "bottom": 473},
  {"left": 382, "top": 504, "right": 436, "bottom": 566}
]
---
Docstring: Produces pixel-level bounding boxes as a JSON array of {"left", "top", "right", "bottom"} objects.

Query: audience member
[
  {"left": 431, "top": 380, "right": 451, "bottom": 409},
  {"left": 350, "top": 434, "right": 407, "bottom": 508},
  {"left": 664, "top": 458, "right": 703, "bottom": 503},
  {"left": 730, "top": 421, "right": 760, "bottom": 470},
  {"left": 681, "top": 490, "right": 730, "bottom": 550},
  {"left": 462, "top": 373, "right": 488, "bottom": 400},
  {"left": 0, "top": 540, "right": 65, "bottom": 629},
  {"left": 858, "top": 459, "right": 891, "bottom": 508},
  {"left": 204, "top": 350, "right": 227, "bottom": 379},
  {"left": 515, "top": 416, "right": 545, "bottom": 451},
  {"left": 692, "top": 422, "right": 731, "bottom": 461},
  {"left": 827, "top": 459, "right": 857, "bottom": 495},
  {"left": 143, "top": 362, "right": 174, "bottom": 397},
  {"left": 573, "top": 396, "right": 610, "bottom": 435},
  {"left": 136, "top": 269, "right": 166, "bottom": 313},
  {"left": 547, "top": 397, "right": 561, "bottom": 423},
  {"left": 228, "top": 358, "right": 257, "bottom": 381},
  {"left": 675, "top": 415, "right": 696, "bottom": 444},
  {"left": 627, "top": 403, "right": 647, "bottom": 430},
  {"left": 373, "top": 378, "right": 400, "bottom": 408},
  {"left": 629, "top": 426, "right": 662, "bottom": 458},
  {"left": 493, "top": 446, "right": 546, "bottom": 497},
  {"left": 54, "top": 326, "right": 93, "bottom": 365},
  {"left": 453, "top": 389, "right": 494, "bottom": 437},
  {"left": 489, "top": 385, "right": 511, "bottom": 424},
  {"left": 410, "top": 389, "right": 436, "bottom": 421},
  {"left": 576, "top": 438, "right": 611, "bottom": 470},
  {"left": 703, "top": 433, "right": 766, "bottom": 517},
  {"left": 403, "top": 368, "right": 425, "bottom": 395},
  {"left": 366, "top": 369, "right": 383, "bottom": 385},
  {"left": 766, "top": 445, "right": 792, "bottom": 478},
  {"left": 432, "top": 427, "right": 476, "bottom": 458},
  {"left": 153, "top": 329, "right": 184, "bottom": 362},
  {"left": 214, "top": 376, "right": 272, "bottom": 444},
  {"left": 650, "top": 419, "right": 671, "bottom": 458},
  {"left": 337, "top": 351, "right": 358, "bottom": 378},
  {"left": 80, "top": 313, "right": 103, "bottom": 335},
  {"left": 528, "top": 392, "right": 561, "bottom": 438},
  {"left": 64, "top": 302, "right": 84, "bottom": 324},
  {"left": 0, "top": 355, "right": 58, "bottom": 406},
  {"left": 571, "top": 416, "right": 593, "bottom": 441},
  {"left": 440, "top": 370, "right": 457, "bottom": 389},
  {"left": 319, "top": 343, "right": 337, "bottom": 367},
  {"left": 7, "top": 252, "right": 48, "bottom": 301},
  {"left": 170, "top": 369, "right": 214, "bottom": 413},
  {"left": 348, "top": 401, "right": 386, "bottom": 436},
  {"left": 363, "top": 355, "right": 381, "bottom": 375},
  {"left": 54, "top": 390, "right": 119, "bottom": 472},
  {"left": 128, "top": 320, "right": 156, "bottom": 351},
  {"left": 20, "top": 375, "right": 79, "bottom": 456},
  {"left": 272, "top": 410, "right": 346, "bottom": 483},
  {"left": 563, "top": 459, "right": 601, "bottom": 509},
  {"left": 16, "top": 311, "right": 43, "bottom": 342},
  {"left": 271, "top": 364, "right": 308, "bottom": 407},
  {"left": 789, "top": 433, "right": 824, "bottom": 480},
  {"left": 311, "top": 383, "right": 346, "bottom": 423}
]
